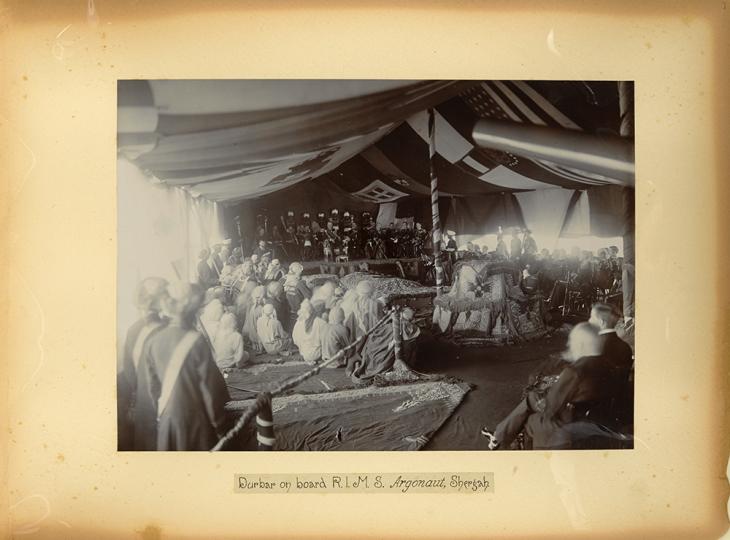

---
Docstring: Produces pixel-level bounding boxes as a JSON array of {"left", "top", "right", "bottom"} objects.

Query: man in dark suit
[
  {"left": 483, "top": 320, "right": 632, "bottom": 450},
  {"left": 589, "top": 303, "right": 633, "bottom": 371},
  {"left": 481, "top": 351, "right": 568, "bottom": 450},
  {"left": 589, "top": 302, "right": 634, "bottom": 431},
  {"left": 526, "top": 320, "right": 634, "bottom": 449}
]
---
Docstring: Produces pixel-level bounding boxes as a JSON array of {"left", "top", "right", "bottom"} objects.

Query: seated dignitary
[
  {"left": 483, "top": 322, "right": 630, "bottom": 450},
  {"left": 263, "top": 258, "right": 285, "bottom": 282},
  {"left": 284, "top": 262, "right": 312, "bottom": 322},
  {"left": 143, "top": 281, "right": 231, "bottom": 451},
  {"left": 265, "top": 280, "right": 291, "bottom": 332},
  {"left": 347, "top": 281, "right": 401, "bottom": 381},
  {"left": 213, "top": 312, "right": 249, "bottom": 371},
  {"left": 350, "top": 280, "right": 383, "bottom": 339},
  {"left": 320, "top": 306, "right": 352, "bottom": 367},
  {"left": 588, "top": 302, "right": 633, "bottom": 371},
  {"left": 243, "top": 285, "right": 267, "bottom": 353},
  {"left": 292, "top": 299, "right": 327, "bottom": 364},
  {"left": 588, "top": 302, "right": 634, "bottom": 428},
  {"left": 199, "top": 298, "right": 224, "bottom": 341},
  {"left": 256, "top": 303, "right": 292, "bottom": 355},
  {"left": 118, "top": 276, "right": 169, "bottom": 451}
]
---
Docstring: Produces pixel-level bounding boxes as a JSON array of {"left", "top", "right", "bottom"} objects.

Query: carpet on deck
[
  {"left": 227, "top": 380, "right": 471, "bottom": 451},
  {"left": 224, "top": 360, "right": 360, "bottom": 400}
]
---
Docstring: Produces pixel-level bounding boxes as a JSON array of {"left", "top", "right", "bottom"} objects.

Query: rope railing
[{"left": 211, "top": 307, "right": 395, "bottom": 451}]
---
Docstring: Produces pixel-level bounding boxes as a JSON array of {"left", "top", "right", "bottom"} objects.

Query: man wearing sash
[
  {"left": 144, "top": 281, "right": 231, "bottom": 451},
  {"left": 117, "top": 277, "right": 169, "bottom": 451}
]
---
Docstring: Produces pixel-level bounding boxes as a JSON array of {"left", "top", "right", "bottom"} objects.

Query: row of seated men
[
  {"left": 117, "top": 270, "right": 421, "bottom": 451},
  {"left": 481, "top": 303, "right": 634, "bottom": 450},
  {"left": 247, "top": 209, "right": 430, "bottom": 262},
  {"left": 450, "top": 240, "right": 624, "bottom": 311}
]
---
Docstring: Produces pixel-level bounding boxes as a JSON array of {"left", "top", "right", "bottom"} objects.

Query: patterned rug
[
  {"left": 339, "top": 272, "right": 436, "bottom": 302},
  {"left": 226, "top": 380, "right": 471, "bottom": 451}
]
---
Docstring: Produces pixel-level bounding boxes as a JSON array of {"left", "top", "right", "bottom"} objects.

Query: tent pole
[
  {"left": 428, "top": 108, "right": 445, "bottom": 295},
  {"left": 618, "top": 81, "right": 635, "bottom": 325}
]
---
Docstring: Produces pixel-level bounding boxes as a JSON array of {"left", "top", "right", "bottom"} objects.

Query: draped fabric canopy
[
  {"left": 118, "top": 79, "right": 633, "bottom": 239},
  {"left": 120, "top": 81, "right": 626, "bottom": 193}
]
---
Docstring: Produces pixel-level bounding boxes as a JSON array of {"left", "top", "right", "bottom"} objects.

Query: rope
[{"left": 211, "top": 308, "right": 394, "bottom": 451}]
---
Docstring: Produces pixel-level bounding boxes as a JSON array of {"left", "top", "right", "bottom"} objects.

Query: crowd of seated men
[
  {"left": 443, "top": 227, "right": 624, "bottom": 311},
  {"left": 244, "top": 209, "right": 431, "bottom": 263},
  {"left": 117, "top": 249, "right": 423, "bottom": 451}
]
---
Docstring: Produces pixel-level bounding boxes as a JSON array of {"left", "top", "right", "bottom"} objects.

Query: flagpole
[{"left": 428, "top": 108, "right": 444, "bottom": 295}]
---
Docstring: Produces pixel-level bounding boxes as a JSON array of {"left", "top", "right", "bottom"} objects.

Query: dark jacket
[
  {"left": 526, "top": 353, "right": 631, "bottom": 449},
  {"left": 598, "top": 331, "right": 634, "bottom": 426},
  {"left": 197, "top": 260, "right": 215, "bottom": 289},
  {"left": 598, "top": 331, "right": 633, "bottom": 371}
]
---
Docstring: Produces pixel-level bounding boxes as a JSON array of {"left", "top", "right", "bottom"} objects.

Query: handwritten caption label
[{"left": 234, "top": 473, "right": 493, "bottom": 494}]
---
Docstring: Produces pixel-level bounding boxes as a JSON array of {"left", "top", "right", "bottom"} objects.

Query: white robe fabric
[
  {"left": 213, "top": 330, "right": 246, "bottom": 369},
  {"left": 200, "top": 300, "right": 224, "bottom": 342},
  {"left": 256, "top": 315, "right": 289, "bottom": 354},
  {"left": 292, "top": 316, "right": 326, "bottom": 363}
]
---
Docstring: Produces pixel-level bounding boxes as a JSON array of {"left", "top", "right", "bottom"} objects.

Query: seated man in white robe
[
  {"left": 292, "top": 299, "right": 326, "bottom": 364},
  {"left": 320, "top": 306, "right": 351, "bottom": 367},
  {"left": 213, "top": 312, "right": 249, "bottom": 370},
  {"left": 199, "top": 298, "right": 224, "bottom": 342},
  {"left": 338, "top": 288, "right": 359, "bottom": 341},
  {"left": 243, "top": 285, "right": 267, "bottom": 353},
  {"left": 351, "top": 280, "right": 383, "bottom": 339},
  {"left": 256, "top": 303, "right": 291, "bottom": 355}
]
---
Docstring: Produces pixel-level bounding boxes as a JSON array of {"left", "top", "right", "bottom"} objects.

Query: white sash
[
  {"left": 132, "top": 322, "right": 162, "bottom": 370},
  {"left": 157, "top": 331, "right": 200, "bottom": 419}
]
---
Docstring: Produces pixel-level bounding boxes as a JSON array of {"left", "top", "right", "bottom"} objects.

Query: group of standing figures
[{"left": 245, "top": 209, "right": 430, "bottom": 263}]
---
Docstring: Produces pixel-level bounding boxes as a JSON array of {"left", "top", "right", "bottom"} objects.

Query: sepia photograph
[
  {"left": 117, "top": 79, "right": 635, "bottom": 452},
  {"left": 6, "top": 2, "right": 729, "bottom": 536}
]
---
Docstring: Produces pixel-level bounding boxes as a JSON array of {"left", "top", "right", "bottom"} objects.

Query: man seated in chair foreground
[{"left": 482, "top": 321, "right": 632, "bottom": 450}]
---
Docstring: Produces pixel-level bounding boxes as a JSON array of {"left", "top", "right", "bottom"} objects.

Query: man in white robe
[
  {"left": 292, "top": 299, "right": 326, "bottom": 364},
  {"left": 256, "top": 304, "right": 291, "bottom": 355}
]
